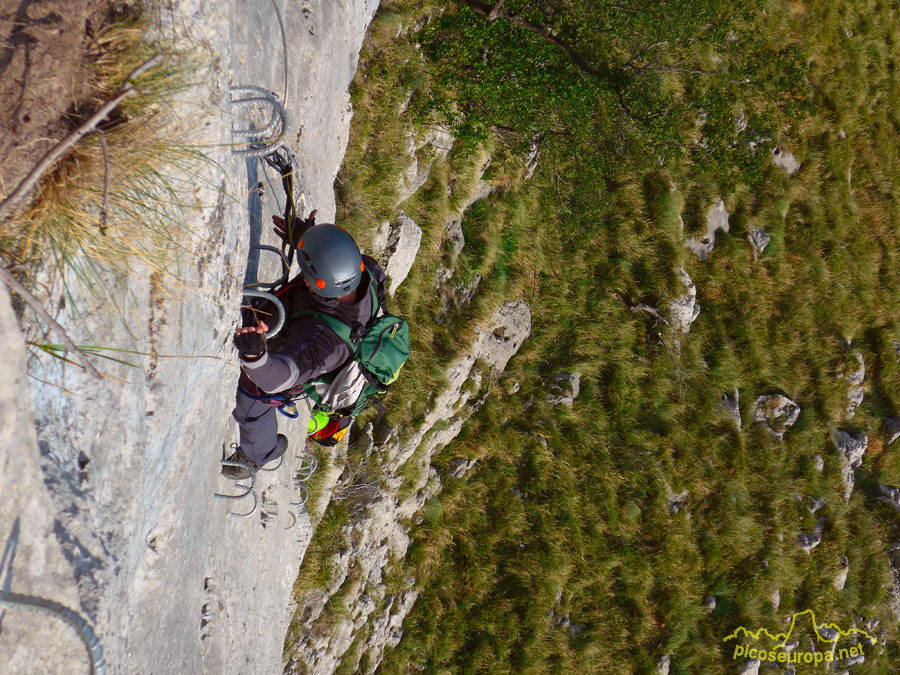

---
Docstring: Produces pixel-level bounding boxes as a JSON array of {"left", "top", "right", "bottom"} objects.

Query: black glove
[
  {"left": 234, "top": 331, "right": 267, "bottom": 361},
  {"left": 273, "top": 209, "right": 316, "bottom": 250}
]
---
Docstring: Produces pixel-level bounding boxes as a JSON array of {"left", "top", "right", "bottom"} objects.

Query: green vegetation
[
  {"left": 294, "top": 0, "right": 900, "bottom": 671},
  {"left": 1, "top": 11, "right": 212, "bottom": 311}
]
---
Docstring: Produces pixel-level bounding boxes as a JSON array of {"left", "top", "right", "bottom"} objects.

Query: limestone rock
[
  {"left": 772, "top": 146, "right": 801, "bottom": 176},
  {"left": 545, "top": 372, "right": 582, "bottom": 407},
  {"left": 878, "top": 484, "right": 900, "bottom": 511},
  {"left": 798, "top": 517, "right": 826, "bottom": 554},
  {"left": 702, "top": 595, "right": 717, "bottom": 613},
  {"left": 841, "top": 461, "right": 855, "bottom": 502},
  {"left": 846, "top": 387, "right": 864, "bottom": 417},
  {"left": 382, "top": 212, "right": 423, "bottom": 296},
  {"left": 808, "top": 497, "right": 826, "bottom": 514},
  {"left": 739, "top": 658, "right": 761, "bottom": 675},
  {"left": 832, "top": 430, "right": 867, "bottom": 468},
  {"left": 668, "top": 488, "right": 690, "bottom": 515},
  {"left": 834, "top": 555, "right": 849, "bottom": 591},
  {"left": 396, "top": 125, "right": 455, "bottom": 204},
  {"left": 370, "top": 220, "right": 392, "bottom": 259},
  {"left": 770, "top": 589, "right": 781, "bottom": 610},
  {"left": 812, "top": 454, "right": 824, "bottom": 472},
  {"left": 839, "top": 352, "right": 865, "bottom": 417},
  {"left": 885, "top": 418, "right": 900, "bottom": 446},
  {"left": 668, "top": 268, "right": 701, "bottom": 334},
  {"left": 448, "top": 458, "right": 476, "bottom": 479},
  {"left": 844, "top": 352, "right": 866, "bottom": 385},
  {"left": 524, "top": 141, "right": 540, "bottom": 181},
  {"left": 685, "top": 199, "right": 729, "bottom": 260},
  {"left": 752, "top": 394, "right": 800, "bottom": 439},
  {"left": 721, "top": 387, "right": 741, "bottom": 428},
  {"left": 656, "top": 654, "right": 671, "bottom": 675},
  {"left": 453, "top": 274, "right": 482, "bottom": 307},
  {"left": 747, "top": 227, "right": 771, "bottom": 261}
]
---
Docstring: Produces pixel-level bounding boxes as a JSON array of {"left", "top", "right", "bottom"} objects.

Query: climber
[{"left": 223, "top": 215, "right": 388, "bottom": 480}]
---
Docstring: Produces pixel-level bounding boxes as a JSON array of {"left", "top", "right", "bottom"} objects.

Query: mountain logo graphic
[
  {"left": 723, "top": 609, "right": 877, "bottom": 646},
  {"left": 723, "top": 610, "right": 877, "bottom": 667}
]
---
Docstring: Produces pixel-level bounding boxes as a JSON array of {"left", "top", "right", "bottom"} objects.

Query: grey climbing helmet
[{"left": 297, "top": 224, "right": 364, "bottom": 298}]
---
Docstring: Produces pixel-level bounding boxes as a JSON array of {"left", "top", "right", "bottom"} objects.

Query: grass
[
  {"left": 286, "top": 0, "right": 900, "bottom": 672},
  {"left": 1, "top": 10, "right": 219, "bottom": 340}
]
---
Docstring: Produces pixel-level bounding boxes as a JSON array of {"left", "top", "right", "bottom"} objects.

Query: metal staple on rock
[
  {"left": 241, "top": 289, "right": 285, "bottom": 339},
  {"left": 0, "top": 590, "right": 106, "bottom": 675},
  {"left": 215, "top": 460, "right": 259, "bottom": 518},
  {"left": 229, "top": 85, "right": 289, "bottom": 158}
]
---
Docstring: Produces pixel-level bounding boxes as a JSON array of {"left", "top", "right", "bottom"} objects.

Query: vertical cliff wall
[{"left": 0, "top": 0, "right": 378, "bottom": 672}]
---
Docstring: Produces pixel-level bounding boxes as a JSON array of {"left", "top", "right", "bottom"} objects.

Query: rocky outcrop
[
  {"left": 885, "top": 417, "right": 900, "bottom": 446},
  {"left": 545, "top": 372, "right": 582, "bottom": 407},
  {"left": 747, "top": 227, "right": 771, "bottom": 261},
  {"left": 833, "top": 431, "right": 867, "bottom": 501},
  {"left": 2, "top": 1, "right": 379, "bottom": 673},
  {"left": 832, "top": 430, "right": 867, "bottom": 468},
  {"left": 838, "top": 352, "right": 866, "bottom": 418},
  {"left": 396, "top": 125, "right": 455, "bottom": 205},
  {"left": 668, "top": 268, "right": 701, "bottom": 334},
  {"left": 685, "top": 199, "right": 729, "bottom": 260},
  {"left": 287, "top": 301, "right": 532, "bottom": 673},
  {"left": 798, "top": 517, "right": 826, "bottom": 554},
  {"left": 667, "top": 488, "right": 690, "bottom": 515},
  {"left": 772, "top": 146, "right": 801, "bottom": 176},
  {"left": 879, "top": 485, "right": 900, "bottom": 511},
  {"left": 834, "top": 555, "right": 850, "bottom": 591},
  {"left": 739, "top": 658, "right": 761, "bottom": 675},
  {"left": 377, "top": 212, "right": 423, "bottom": 296},
  {"left": 721, "top": 387, "right": 742, "bottom": 428},
  {"left": 448, "top": 457, "right": 476, "bottom": 479},
  {"left": 656, "top": 654, "right": 671, "bottom": 675},
  {"left": 752, "top": 394, "right": 800, "bottom": 439}
]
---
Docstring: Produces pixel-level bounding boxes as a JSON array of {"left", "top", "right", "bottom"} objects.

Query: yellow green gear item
[{"left": 308, "top": 410, "right": 330, "bottom": 435}]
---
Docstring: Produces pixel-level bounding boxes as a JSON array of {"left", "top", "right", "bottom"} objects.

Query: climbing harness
[{"left": 0, "top": 591, "right": 106, "bottom": 675}]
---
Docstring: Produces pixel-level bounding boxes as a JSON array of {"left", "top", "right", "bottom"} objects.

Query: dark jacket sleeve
[{"left": 240, "top": 321, "right": 351, "bottom": 394}]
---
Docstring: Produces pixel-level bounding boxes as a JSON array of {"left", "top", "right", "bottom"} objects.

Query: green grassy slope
[{"left": 297, "top": 1, "right": 900, "bottom": 672}]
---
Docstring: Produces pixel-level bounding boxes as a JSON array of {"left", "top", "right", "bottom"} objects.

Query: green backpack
[{"left": 291, "top": 271, "right": 410, "bottom": 418}]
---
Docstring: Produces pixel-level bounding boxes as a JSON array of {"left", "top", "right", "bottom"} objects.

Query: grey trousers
[{"left": 232, "top": 382, "right": 287, "bottom": 465}]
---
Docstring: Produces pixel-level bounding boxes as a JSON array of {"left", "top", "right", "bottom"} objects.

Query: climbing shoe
[
  {"left": 221, "top": 435, "right": 288, "bottom": 479},
  {"left": 221, "top": 447, "right": 258, "bottom": 480}
]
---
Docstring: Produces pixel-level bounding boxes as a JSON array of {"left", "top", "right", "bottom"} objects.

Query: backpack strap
[{"left": 290, "top": 263, "right": 381, "bottom": 347}]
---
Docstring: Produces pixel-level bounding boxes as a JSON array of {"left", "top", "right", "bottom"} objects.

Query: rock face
[
  {"left": 834, "top": 555, "right": 850, "bottom": 591},
  {"left": 721, "top": 387, "right": 742, "bottom": 428},
  {"left": 668, "top": 268, "right": 701, "bottom": 333},
  {"left": 798, "top": 517, "right": 827, "bottom": 554},
  {"left": 885, "top": 418, "right": 900, "bottom": 446},
  {"left": 747, "top": 227, "right": 771, "bottom": 261},
  {"left": 286, "top": 301, "right": 532, "bottom": 673},
  {"left": 772, "top": 146, "right": 801, "bottom": 175},
  {"left": 656, "top": 654, "right": 671, "bottom": 675},
  {"left": 739, "top": 658, "right": 761, "bottom": 675},
  {"left": 839, "top": 352, "right": 866, "bottom": 418},
  {"left": 832, "top": 430, "right": 867, "bottom": 501},
  {"left": 396, "top": 125, "right": 455, "bottom": 204},
  {"left": 685, "top": 199, "right": 730, "bottom": 260},
  {"left": 380, "top": 212, "right": 423, "bottom": 296},
  {"left": 668, "top": 488, "right": 690, "bottom": 515},
  {"left": 1, "top": 1, "right": 379, "bottom": 673},
  {"left": 832, "top": 430, "right": 868, "bottom": 468},
  {"left": 545, "top": 372, "right": 582, "bottom": 406},
  {"left": 879, "top": 485, "right": 900, "bottom": 511},
  {"left": 752, "top": 394, "right": 800, "bottom": 439}
]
